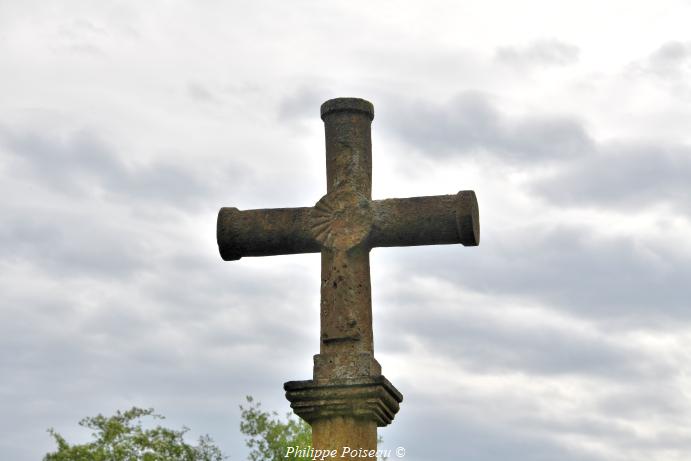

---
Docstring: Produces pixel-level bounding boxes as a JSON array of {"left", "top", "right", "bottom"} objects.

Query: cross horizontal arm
[
  {"left": 217, "top": 207, "right": 319, "bottom": 261},
  {"left": 369, "top": 191, "right": 479, "bottom": 248}
]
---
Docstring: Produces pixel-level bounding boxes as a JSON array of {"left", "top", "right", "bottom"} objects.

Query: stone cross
[{"left": 217, "top": 98, "right": 479, "bottom": 460}]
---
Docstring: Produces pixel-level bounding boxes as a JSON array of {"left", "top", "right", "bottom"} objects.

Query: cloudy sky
[{"left": 2, "top": 1, "right": 691, "bottom": 460}]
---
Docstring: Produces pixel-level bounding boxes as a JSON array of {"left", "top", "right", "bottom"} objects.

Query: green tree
[
  {"left": 239, "top": 396, "right": 311, "bottom": 461},
  {"left": 45, "top": 397, "right": 385, "bottom": 461},
  {"left": 43, "top": 407, "right": 225, "bottom": 461}
]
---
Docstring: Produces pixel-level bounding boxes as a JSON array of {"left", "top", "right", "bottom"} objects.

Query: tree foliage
[
  {"left": 44, "top": 397, "right": 385, "bottom": 461},
  {"left": 239, "top": 396, "right": 311, "bottom": 461},
  {"left": 43, "top": 407, "right": 225, "bottom": 461}
]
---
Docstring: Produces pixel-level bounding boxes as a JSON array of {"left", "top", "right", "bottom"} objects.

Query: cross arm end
[{"left": 217, "top": 206, "right": 320, "bottom": 261}]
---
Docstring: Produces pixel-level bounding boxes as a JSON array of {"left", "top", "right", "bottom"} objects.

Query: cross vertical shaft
[{"left": 316, "top": 100, "right": 377, "bottom": 383}]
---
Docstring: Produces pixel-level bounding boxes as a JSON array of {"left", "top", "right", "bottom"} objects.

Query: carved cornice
[{"left": 284, "top": 376, "right": 403, "bottom": 427}]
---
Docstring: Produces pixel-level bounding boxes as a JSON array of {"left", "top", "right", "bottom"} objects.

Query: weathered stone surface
[
  {"left": 284, "top": 376, "right": 402, "bottom": 426},
  {"left": 370, "top": 191, "right": 479, "bottom": 248},
  {"left": 217, "top": 190, "right": 479, "bottom": 260},
  {"left": 217, "top": 207, "right": 317, "bottom": 260},
  {"left": 312, "top": 417, "right": 377, "bottom": 461},
  {"left": 311, "top": 190, "right": 373, "bottom": 250},
  {"left": 217, "top": 97, "right": 480, "bottom": 454}
]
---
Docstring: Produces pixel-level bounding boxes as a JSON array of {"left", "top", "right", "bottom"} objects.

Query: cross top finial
[{"left": 321, "top": 97, "right": 374, "bottom": 121}]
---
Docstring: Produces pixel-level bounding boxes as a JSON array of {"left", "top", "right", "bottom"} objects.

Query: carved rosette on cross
[{"left": 217, "top": 98, "right": 479, "bottom": 460}]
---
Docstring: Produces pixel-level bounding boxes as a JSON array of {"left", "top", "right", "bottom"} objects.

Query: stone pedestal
[{"left": 284, "top": 376, "right": 402, "bottom": 461}]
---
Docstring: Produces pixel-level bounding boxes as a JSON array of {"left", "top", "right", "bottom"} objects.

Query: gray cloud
[
  {"left": 0, "top": 209, "right": 147, "bottom": 277},
  {"left": 631, "top": 41, "right": 691, "bottom": 79},
  {"left": 532, "top": 142, "right": 691, "bottom": 212},
  {"left": 383, "top": 300, "right": 668, "bottom": 380},
  {"left": 376, "top": 222, "right": 691, "bottom": 324},
  {"left": 381, "top": 90, "right": 691, "bottom": 216},
  {"left": 386, "top": 404, "right": 604, "bottom": 461},
  {"left": 278, "top": 84, "right": 334, "bottom": 123},
  {"left": 187, "top": 81, "right": 218, "bottom": 103},
  {"left": 382, "top": 92, "right": 593, "bottom": 163},
  {"left": 495, "top": 39, "right": 580, "bottom": 68},
  {"left": 1, "top": 126, "right": 213, "bottom": 208}
]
